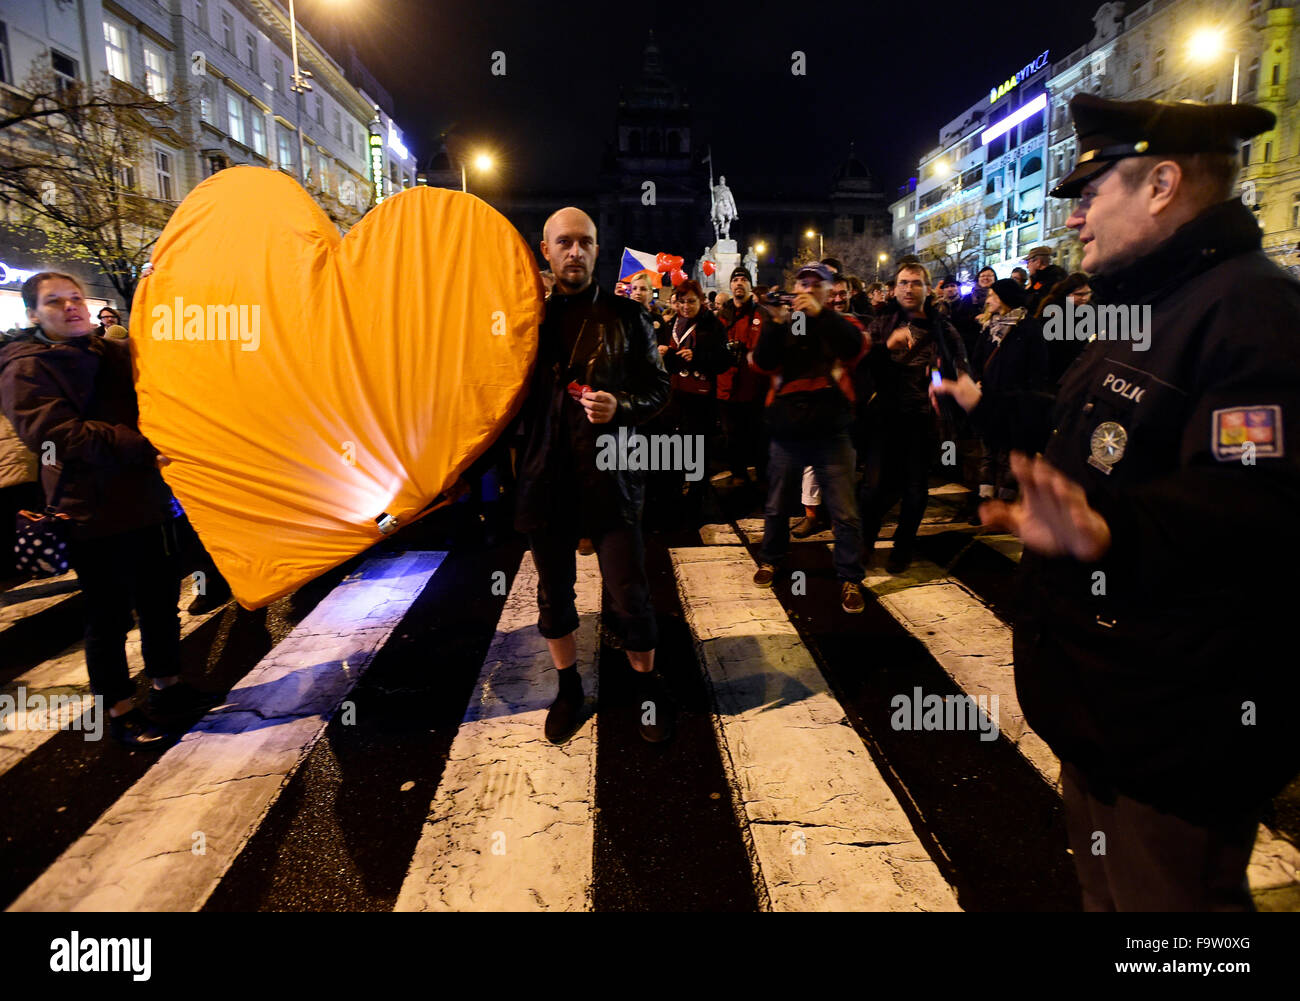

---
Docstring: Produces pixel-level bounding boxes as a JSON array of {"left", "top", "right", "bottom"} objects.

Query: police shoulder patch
[{"left": 1212, "top": 405, "right": 1284, "bottom": 461}]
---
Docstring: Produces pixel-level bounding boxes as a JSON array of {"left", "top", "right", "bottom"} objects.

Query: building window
[
  {"left": 1271, "top": 63, "right": 1281, "bottom": 87},
  {"left": 226, "top": 92, "right": 244, "bottom": 144},
  {"left": 205, "top": 152, "right": 228, "bottom": 176},
  {"left": 319, "top": 150, "right": 329, "bottom": 193},
  {"left": 143, "top": 42, "right": 168, "bottom": 100},
  {"left": 1154, "top": 48, "right": 1164, "bottom": 77},
  {"left": 346, "top": 120, "right": 354, "bottom": 152},
  {"left": 220, "top": 10, "right": 234, "bottom": 53},
  {"left": 250, "top": 110, "right": 266, "bottom": 156},
  {"left": 278, "top": 127, "right": 294, "bottom": 171},
  {"left": 1247, "top": 57, "right": 1260, "bottom": 94},
  {"left": 244, "top": 33, "right": 258, "bottom": 73},
  {"left": 155, "top": 149, "right": 174, "bottom": 200},
  {"left": 1130, "top": 61, "right": 1141, "bottom": 89},
  {"left": 199, "top": 81, "right": 212, "bottom": 122},
  {"left": 1242, "top": 142, "right": 1251, "bottom": 167},
  {"left": 333, "top": 108, "right": 341, "bottom": 139},
  {"left": 315, "top": 94, "right": 324, "bottom": 125},
  {"left": 1291, "top": 194, "right": 1299, "bottom": 229},
  {"left": 104, "top": 20, "right": 129, "bottom": 82},
  {"left": 273, "top": 56, "right": 284, "bottom": 94},
  {"left": 1264, "top": 141, "right": 1272, "bottom": 163},
  {"left": 51, "top": 50, "right": 78, "bottom": 93},
  {"left": 117, "top": 162, "right": 137, "bottom": 191}
]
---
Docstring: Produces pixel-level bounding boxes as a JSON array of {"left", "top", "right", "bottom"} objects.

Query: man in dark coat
[
  {"left": 935, "top": 94, "right": 1300, "bottom": 910},
  {"left": 515, "top": 207, "right": 672, "bottom": 744},
  {"left": 1023, "top": 246, "right": 1068, "bottom": 315},
  {"left": 860, "top": 262, "right": 971, "bottom": 573}
]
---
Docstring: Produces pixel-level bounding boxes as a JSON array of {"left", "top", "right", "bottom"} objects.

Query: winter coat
[
  {"left": 514, "top": 283, "right": 670, "bottom": 535},
  {"left": 976, "top": 198, "right": 1300, "bottom": 825},
  {"left": 715, "top": 295, "right": 771, "bottom": 403},
  {"left": 0, "top": 330, "right": 172, "bottom": 540}
]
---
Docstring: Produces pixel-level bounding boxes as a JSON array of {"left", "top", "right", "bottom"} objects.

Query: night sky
[{"left": 303, "top": 0, "right": 1102, "bottom": 200}]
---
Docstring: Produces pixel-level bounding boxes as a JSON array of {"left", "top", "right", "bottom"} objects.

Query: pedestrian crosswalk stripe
[
  {"left": 7, "top": 551, "right": 444, "bottom": 913},
  {"left": 0, "top": 602, "right": 225, "bottom": 781},
  {"left": 395, "top": 551, "right": 601, "bottom": 912},
  {"left": 671, "top": 546, "right": 960, "bottom": 911},
  {"left": 0, "top": 571, "right": 79, "bottom": 636}
]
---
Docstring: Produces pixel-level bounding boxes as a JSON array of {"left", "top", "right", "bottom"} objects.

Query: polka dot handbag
[{"left": 14, "top": 507, "right": 72, "bottom": 578}]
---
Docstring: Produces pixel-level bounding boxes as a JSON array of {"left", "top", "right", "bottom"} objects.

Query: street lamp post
[
  {"left": 461, "top": 152, "right": 494, "bottom": 193},
  {"left": 1188, "top": 27, "right": 1242, "bottom": 104},
  {"left": 876, "top": 252, "right": 888, "bottom": 282},
  {"left": 287, "top": 0, "right": 314, "bottom": 182},
  {"left": 805, "top": 229, "right": 823, "bottom": 259}
]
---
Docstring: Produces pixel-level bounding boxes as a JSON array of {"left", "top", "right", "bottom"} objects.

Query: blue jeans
[{"left": 760, "top": 432, "right": 863, "bottom": 582}]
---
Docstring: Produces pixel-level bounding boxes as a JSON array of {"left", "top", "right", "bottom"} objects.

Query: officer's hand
[
  {"left": 931, "top": 372, "right": 981, "bottom": 413},
  {"left": 980, "top": 452, "right": 1111, "bottom": 561},
  {"left": 794, "top": 292, "right": 822, "bottom": 317},
  {"left": 580, "top": 389, "right": 618, "bottom": 424}
]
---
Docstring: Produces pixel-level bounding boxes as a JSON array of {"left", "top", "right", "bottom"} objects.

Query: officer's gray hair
[{"left": 1117, "top": 153, "right": 1239, "bottom": 206}]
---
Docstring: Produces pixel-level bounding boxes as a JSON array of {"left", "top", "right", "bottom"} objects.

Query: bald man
[{"left": 514, "top": 207, "right": 673, "bottom": 743}]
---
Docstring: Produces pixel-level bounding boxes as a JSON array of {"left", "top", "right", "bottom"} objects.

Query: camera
[
  {"left": 725, "top": 339, "right": 748, "bottom": 366},
  {"left": 761, "top": 289, "right": 797, "bottom": 308}
]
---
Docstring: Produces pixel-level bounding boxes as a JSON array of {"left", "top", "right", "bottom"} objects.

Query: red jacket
[{"left": 715, "top": 296, "right": 770, "bottom": 403}]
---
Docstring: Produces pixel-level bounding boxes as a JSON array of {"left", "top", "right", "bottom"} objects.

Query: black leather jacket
[{"left": 514, "top": 284, "right": 670, "bottom": 534}]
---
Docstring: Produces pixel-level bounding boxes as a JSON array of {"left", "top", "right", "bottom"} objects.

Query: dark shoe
[
  {"left": 147, "top": 680, "right": 224, "bottom": 719},
  {"left": 791, "top": 512, "right": 828, "bottom": 538},
  {"left": 544, "top": 674, "right": 585, "bottom": 744},
  {"left": 840, "top": 581, "right": 865, "bottom": 614},
  {"left": 753, "top": 562, "right": 777, "bottom": 588},
  {"left": 886, "top": 548, "right": 913, "bottom": 575},
  {"left": 635, "top": 670, "right": 676, "bottom": 744},
  {"left": 186, "top": 576, "right": 232, "bottom": 615},
  {"left": 108, "top": 708, "right": 173, "bottom": 749}
]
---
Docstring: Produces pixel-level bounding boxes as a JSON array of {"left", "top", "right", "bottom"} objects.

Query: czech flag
[{"left": 619, "top": 247, "right": 660, "bottom": 284}]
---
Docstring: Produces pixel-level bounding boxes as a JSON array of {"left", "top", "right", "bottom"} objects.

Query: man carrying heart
[{"left": 514, "top": 207, "right": 673, "bottom": 744}]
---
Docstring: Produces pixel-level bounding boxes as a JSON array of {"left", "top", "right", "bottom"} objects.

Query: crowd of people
[{"left": 1, "top": 90, "right": 1297, "bottom": 915}]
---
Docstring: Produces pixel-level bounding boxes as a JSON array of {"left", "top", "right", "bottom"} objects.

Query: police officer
[{"left": 934, "top": 94, "right": 1300, "bottom": 911}]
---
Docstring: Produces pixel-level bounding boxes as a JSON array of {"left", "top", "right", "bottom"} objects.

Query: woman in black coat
[{"left": 657, "top": 280, "right": 731, "bottom": 518}]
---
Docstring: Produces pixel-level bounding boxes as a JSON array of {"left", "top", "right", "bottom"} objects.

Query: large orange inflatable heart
[{"left": 132, "top": 167, "right": 541, "bottom": 609}]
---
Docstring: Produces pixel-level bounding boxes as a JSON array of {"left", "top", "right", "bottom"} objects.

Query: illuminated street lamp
[
  {"left": 805, "top": 229, "right": 823, "bottom": 259},
  {"left": 1188, "top": 27, "right": 1240, "bottom": 104},
  {"left": 877, "top": 251, "right": 888, "bottom": 281},
  {"left": 462, "top": 151, "right": 494, "bottom": 193},
  {"left": 755, "top": 242, "right": 767, "bottom": 255}
]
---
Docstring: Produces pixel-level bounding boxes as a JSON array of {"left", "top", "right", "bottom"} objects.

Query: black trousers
[
  {"left": 66, "top": 521, "right": 182, "bottom": 705},
  {"left": 1060, "top": 762, "right": 1258, "bottom": 912},
  {"left": 529, "top": 522, "right": 657, "bottom": 652},
  {"left": 859, "top": 416, "right": 937, "bottom": 553},
  {"left": 720, "top": 398, "right": 768, "bottom": 482}
]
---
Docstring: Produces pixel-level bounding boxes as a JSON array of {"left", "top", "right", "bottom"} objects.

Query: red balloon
[
  {"left": 702, "top": 260, "right": 715, "bottom": 276},
  {"left": 670, "top": 269, "right": 686, "bottom": 286},
  {"left": 655, "top": 252, "right": 672, "bottom": 272},
  {"left": 667, "top": 254, "right": 684, "bottom": 271}
]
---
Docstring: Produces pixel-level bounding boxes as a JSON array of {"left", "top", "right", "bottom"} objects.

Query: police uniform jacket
[{"left": 1003, "top": 198, "right": 1300, "bottom": 825}]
